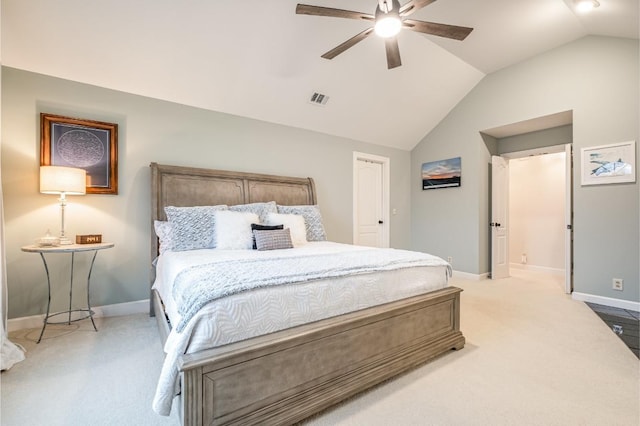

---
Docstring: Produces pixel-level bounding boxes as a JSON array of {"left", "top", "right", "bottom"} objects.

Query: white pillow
[
  {"left": 215, "top": 210, "right": 260, "bottom": 250},
  {"left": 266, "top": 213, "right": 307, "bottom": 247},
  {"left": 154, "top": 220, "right": 173, "bottom": 254},
  {"left": 229, "top": 201, "right": 277, "bottom": 223}
]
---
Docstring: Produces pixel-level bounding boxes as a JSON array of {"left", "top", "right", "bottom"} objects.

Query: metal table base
[
  {"left": 37, "top": 250, "right": 99, "bottom": 343},
  {"left": 21, "top": 243, "right": 114, "bottom": 343}
]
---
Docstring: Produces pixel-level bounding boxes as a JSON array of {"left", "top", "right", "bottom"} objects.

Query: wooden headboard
[{"left": 149, "top": 162, "right": 317, "bottom": 260}]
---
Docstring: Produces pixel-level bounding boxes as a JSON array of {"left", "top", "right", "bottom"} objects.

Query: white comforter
[{"left": 152, "top": 242, "right": 450, "bottom": 416}]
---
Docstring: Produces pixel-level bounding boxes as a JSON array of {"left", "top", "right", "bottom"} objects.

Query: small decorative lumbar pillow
[
  {"left": 266, "top": 213, "right": 308, "bottom": 247},
  {"left": 215, "top": 210, "right": 260, "bottom": 250},
  {"left": 250, "top": 223, "right": 284, "bottom": 249},
  {"left": 253, "top": 228, "right": 294, "bottom": 251}
]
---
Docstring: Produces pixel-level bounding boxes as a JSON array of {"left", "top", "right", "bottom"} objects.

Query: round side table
[{"left": 21, "top": 242, "right": 114, "bottom": 343}]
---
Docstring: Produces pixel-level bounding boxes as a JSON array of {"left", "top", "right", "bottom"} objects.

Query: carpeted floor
[
  {"left": 2, "top": 270, "right": 639, "bottom": 426},
  {"left": 1, "top": 313, "right": 179, "bottom": 426}
]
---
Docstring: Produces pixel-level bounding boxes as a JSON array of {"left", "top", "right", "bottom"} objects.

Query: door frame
[
  {"left": 500, "top": 144, "right": 573, "bottom": 292},
  {"left": 353, "top": 152, "right": 390, "bottom": 248},
  {"left": 564, "top": 143, "right": 573, "bottom": 293}
]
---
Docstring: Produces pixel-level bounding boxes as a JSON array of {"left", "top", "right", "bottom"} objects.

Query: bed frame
[{"left": 150, "top": 162, "right": 465, "bottom": 426}]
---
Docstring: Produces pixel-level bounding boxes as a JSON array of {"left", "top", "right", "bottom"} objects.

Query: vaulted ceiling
[{"left": 2, "top": 0, "right": 638, "bottom": 150}]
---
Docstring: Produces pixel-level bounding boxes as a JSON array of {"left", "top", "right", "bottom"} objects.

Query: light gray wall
[
  {"left": 411, "top": 36, "right": 639, "bottom": 303},
  {"left": 498, "top": 125, "right": 572, "bottom": 155},
  {"left": 1, "top": 67, "right": 412, "bottom": 319}
]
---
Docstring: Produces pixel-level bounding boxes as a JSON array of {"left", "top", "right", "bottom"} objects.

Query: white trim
[
  {"left": 7, "top": 299, "right": 149, "bottom": 332},
  {"left": 451, "top": 270, "right": 489, "bottom": 281},
  {"left": 353, "top": 151, "right": 390, "bottom": 248},
  {"left": 501, "top": 143, "right": 567, "bottom": 159},
  {"left": 572, "top": 292, "right": 640, "bottom": 313},
  {"left": 510, "top": 263, "right": 565, "bottom": 276}
]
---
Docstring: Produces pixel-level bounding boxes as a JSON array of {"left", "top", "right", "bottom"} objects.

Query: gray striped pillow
[{"left": 253, "top": 228, "right": 293, "bottom": 251}]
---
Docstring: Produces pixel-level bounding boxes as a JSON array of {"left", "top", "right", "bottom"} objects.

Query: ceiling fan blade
[
  {"left": 296, "top": 4, "right": 374, "bottom": 21},
  {"left": 385, "top": 38, "right": 402, "bottom": 69},
  {"left": 403, "top": 19, "right": 473, "bottom": 40},
  {"left": 321, "top": 27, "right": 375, "bottom": 60},
  {"left": 399, "top": 0, "right": 438, "bottom": 17}
]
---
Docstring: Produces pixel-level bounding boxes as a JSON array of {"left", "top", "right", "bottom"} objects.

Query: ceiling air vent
[{"left": 309, "top": 92, "right": 329, "bottom": 106}]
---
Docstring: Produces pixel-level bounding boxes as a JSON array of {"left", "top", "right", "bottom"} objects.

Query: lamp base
[{"left": 58, "top": 236, "right": 74, "bottom": 245}]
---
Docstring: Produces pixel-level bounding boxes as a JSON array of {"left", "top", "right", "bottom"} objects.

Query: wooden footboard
[{"left": 176, "top": 286, "right": 464, "bottom": 426}]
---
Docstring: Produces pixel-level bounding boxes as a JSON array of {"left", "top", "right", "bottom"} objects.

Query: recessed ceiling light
[{"left": 575, "top": 0, "right": 600, "bottom": 13}]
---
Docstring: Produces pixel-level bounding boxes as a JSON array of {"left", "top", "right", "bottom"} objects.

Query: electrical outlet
[
  {"left": 447, "top": 256, "right": 452, "bottom": 264},
  {"left": 612, "top": 278, "right": 624, "bottom": 291}
]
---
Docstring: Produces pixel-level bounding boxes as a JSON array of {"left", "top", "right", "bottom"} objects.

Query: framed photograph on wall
[
  {"left": 40, "top": 113, "right": 118, "bottom": 194},
  {"left": 580, "top": 141, "right": 635, "bottom": 186},
  {"left": 422, "top": 157, "right": 461, "bottom": 190}
]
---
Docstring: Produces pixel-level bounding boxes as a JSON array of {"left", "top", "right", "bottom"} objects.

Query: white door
[
  {"left": 564, "top": 144, "right": 573, "bottom": 293},
  {"left": 353, "top": 154, "right": 388, "bottom": 247},
  {"left": 491, "top": 155, "right": 510, "bottom": 279}
]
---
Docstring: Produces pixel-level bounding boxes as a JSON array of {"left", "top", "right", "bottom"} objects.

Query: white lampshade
[{"left": 40, "top": 166, "right": 86, "bottom": 195}]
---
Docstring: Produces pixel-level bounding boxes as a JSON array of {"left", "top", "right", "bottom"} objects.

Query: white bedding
[{"left": 152, "top": 242, "right": 450, "bottom": 416}]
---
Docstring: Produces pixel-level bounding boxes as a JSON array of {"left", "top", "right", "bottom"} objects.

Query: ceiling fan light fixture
[
  {"left": 375, "top": 16, "right": 402, "bottom": 38},
  {"left": 296, "top": 0, "right": 474, "bottom": 69},
  {"left": 575, "top": 0, "right": 600, "bottom": 13},
  {"left": 374, "top": 0, "right": 402, "bottom": 38}
]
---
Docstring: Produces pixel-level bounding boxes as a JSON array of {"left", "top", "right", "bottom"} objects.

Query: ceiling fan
[{"left": 296, "top": 0, "right": 473, "bottom": 69}]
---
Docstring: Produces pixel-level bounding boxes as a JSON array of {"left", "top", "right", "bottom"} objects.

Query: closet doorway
[{"left": 497, "top": 144, "right": 573, "bottom": 293}]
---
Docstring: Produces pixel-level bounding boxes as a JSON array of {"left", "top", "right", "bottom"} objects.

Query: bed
[{"left": 149, "top": 162, "right": 465, "bottom": 426}]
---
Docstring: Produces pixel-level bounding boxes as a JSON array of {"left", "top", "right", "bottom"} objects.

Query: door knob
[{"left": 378, "top": 220, "right": 384, "bottom": 224}]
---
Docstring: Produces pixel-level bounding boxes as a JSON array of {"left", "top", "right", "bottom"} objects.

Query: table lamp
[{"left": 39, "top": 166, "right": 86, "bottom": 245}]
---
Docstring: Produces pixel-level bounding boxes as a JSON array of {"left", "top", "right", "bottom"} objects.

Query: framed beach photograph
[
  {"left": 422, "top": 157, "right": 461, "bottom": 190},
  {"left": 581, "top": 141, "right": 635, "bottom": 186},
  {"left": 40, "top": 113, "right": 118, "bottom": 194}
]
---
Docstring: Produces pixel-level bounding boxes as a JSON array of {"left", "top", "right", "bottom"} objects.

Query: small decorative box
[{"left": 76, "top": 234, "right": 102, "bottom": 244}]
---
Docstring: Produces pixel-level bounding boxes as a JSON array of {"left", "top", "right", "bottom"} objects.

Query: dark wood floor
[{"left": 586, "top": 302, "right": 640, "bottom": 359}]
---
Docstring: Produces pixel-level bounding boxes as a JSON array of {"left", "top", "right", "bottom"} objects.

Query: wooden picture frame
[
  {"left": 40, "top": 113, "right": 118, "bottom": 194},
  {"left": 580, "top": 141, "right": 636, "bottom": 186}
]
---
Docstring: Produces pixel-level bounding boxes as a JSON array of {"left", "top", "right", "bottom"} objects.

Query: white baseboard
[
  {"left": 572, "top": 292, "right": 640, "bottom": 313},
  {"left": 510, "top": 263, "right": 565, "bottom": 276},
  {"left": 7, "top": 299, "right": 150, "bottom": 332},
  {"left": 452, "top": 270, "right": 489, "bottom": 281}
]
